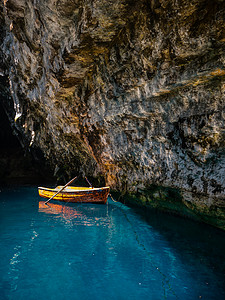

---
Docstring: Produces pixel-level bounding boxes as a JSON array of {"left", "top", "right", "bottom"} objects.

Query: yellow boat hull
[{"left": 38, "top": 186, "right": 110, "bottom": 204}]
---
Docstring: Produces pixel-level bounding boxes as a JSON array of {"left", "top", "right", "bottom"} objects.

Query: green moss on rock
[{"left": 119, "top": 185, "right": 225, "bottom": 230}]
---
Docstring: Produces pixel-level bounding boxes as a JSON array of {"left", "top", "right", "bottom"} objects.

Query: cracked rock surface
[{"left": 0, "top": 0, "right": 225, "bottom": 229}]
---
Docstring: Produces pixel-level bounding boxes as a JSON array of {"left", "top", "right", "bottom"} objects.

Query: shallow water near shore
[{"left": 0, "top": 186, "right": 225, "bottom": 299}]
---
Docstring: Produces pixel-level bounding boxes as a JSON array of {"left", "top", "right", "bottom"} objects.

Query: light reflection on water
[
  {"left": 38, "top": 201, "right": 110, "bottom": 227},
  {"left": 0, "top": 187, "right": 225, "bottom": 299}
]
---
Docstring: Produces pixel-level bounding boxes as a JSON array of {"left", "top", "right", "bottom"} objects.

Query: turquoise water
[{"left": 0, "top": 187, "right": 225, "bottom": 300}]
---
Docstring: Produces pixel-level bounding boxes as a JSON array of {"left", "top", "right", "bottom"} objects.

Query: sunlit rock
[{"left": 0, "top": 0, "right": 225, "bottom": 228}]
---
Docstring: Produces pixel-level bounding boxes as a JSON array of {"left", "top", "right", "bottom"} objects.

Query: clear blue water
[{"left": 0, "top": 187, "right": 225, "bottom": 300}]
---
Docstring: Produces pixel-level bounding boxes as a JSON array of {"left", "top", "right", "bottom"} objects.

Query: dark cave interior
[
  {"left": 0, "top": 101, "right": 54, "bottom": 185},
  {"left": 0, "top": 100, "right": 20, "bottom": 150}
]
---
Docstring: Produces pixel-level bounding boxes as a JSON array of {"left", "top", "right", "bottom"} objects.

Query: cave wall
[
  {"left": 0, "top": 82, "right": 53, "bottom": 184},
  {"left": 0, "top": 0, "right": 225, "bottom": 228}
]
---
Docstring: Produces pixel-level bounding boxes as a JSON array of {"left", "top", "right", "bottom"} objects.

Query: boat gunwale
[{"left": 38, "top": 186, "right": 110, "bottom": 193}]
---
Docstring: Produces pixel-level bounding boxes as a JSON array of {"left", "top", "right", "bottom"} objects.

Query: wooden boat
[{"left": 38, "top": 186, "right": 110, "bottom": 204}]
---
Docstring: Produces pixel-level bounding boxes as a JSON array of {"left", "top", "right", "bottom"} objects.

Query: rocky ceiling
[{"left": 0, "top": 0, "right": 225, "bottom": 228}]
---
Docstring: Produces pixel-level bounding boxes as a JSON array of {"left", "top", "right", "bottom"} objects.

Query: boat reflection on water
[{"left": 38, "top": 201, "right": 110, "bottom": 227}]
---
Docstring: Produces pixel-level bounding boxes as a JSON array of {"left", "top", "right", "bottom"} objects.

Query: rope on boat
[{"left": 109, "top": 193, "right": 117, "bottom": 203}]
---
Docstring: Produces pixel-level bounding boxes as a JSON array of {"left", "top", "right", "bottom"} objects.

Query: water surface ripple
[{"left": 0, "top": 187, "right": 225, "bottom": 299}]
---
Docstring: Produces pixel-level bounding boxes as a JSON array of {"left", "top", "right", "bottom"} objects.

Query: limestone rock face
[{"left": 0, "top": 0, "right": 225, "bottom": 228}]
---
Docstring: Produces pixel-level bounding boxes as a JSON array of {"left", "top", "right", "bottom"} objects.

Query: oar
[
  {"left": 85, "top": 176, "right": 93, "bottom": 188},
  {"left": 44, "top": 176, "right": 77, "bottom": 205}
]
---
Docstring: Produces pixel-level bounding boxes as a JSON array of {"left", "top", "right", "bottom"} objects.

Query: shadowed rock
[{"left": 0, "top": 0, "right": 225, "bottom": 228}]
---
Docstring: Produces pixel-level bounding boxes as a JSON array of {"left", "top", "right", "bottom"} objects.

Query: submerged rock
[{"left": 0, "top": 0, "right": 224, "bottom": 229}]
